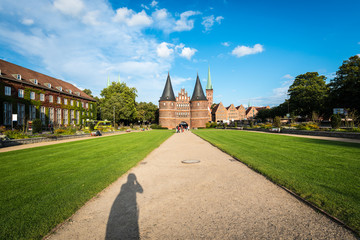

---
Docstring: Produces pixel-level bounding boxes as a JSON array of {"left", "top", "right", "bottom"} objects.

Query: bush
[
  {"left": 206, "top": 122, "right": 211, "bottom": 128},
  {"left": 89, "top": 122, "right": 95, "bottom": 131},
  {"left": 150, "top": 124, "right": 167, "bottom": 129},
  {"left": 249, "top": 121, "right": 254, "bottom": 128},
  {"left": 4, "top": 130, "right": 29, "bottom": 139},
  {"left": 331, "top": 114, "right": 341, "bottom": 129},
  {"left": 54, "top": 128, "right": 66, "bottom": 134},
  {"left": 32, "top": 119, "right": 42, "bottom": 134},
  {"left": 273, "top": 116, "right": 281, "bottom": 128}
]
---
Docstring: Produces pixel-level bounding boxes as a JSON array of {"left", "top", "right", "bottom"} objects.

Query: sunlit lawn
[
  {"left": 193, "top": 129, "right": 360, "bottom": 233},
  {"left": 0, "top": 130, "right": 173, "bottom": 240}
]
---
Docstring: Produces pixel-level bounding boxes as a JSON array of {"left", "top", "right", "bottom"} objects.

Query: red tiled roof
[{"left": 0, "top": 59, "right": 95, "bottom": 101}]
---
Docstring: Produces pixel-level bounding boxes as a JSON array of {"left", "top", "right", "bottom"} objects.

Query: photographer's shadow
[{"left": 106, "top": 173, "right": 143, "bottom": 240}]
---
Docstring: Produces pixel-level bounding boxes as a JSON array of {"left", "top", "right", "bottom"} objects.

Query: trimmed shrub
[
  {"left": 32, "top": 119, "right": 42, "bottom": 134},
  {"left": 331, "top": 114, "right": 341, "bottom": 129}
]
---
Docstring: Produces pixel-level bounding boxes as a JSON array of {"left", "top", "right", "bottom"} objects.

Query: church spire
[
  {"left": 159, "top": 73, "right": 176, "bottom": 101},
  {"left": 206, "top": 65, "right": 213, "bottom": 90},
  {"left": 191, "top": 74, "right": 207, "bottom": 101}
]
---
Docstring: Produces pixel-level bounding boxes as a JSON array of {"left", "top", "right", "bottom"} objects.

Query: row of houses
[
  {"left": 211, "top": 102, "right": 270, "bottom": 123},
  {"left": 0, "top": 60, "right": 96, "bottom": 128}
]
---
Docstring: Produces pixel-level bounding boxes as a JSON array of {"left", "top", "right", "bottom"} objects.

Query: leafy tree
[
  {"left": 288, "top": 72, "right": 329, "bottom": 118},
  {"left": 100, "top": 82, "right": 137, "bottom": 124},
  {"left": 136, "top": 102, "right": 158, "bottom": 124},
  {"left": 83, "top": 89, "right": 93, "bottom": 97},
  {"left": 256, "top": 108, "right": 271, "bottom": 122},
  {"left": 329, "top": 55, "right": 360, "bottom": 113}
]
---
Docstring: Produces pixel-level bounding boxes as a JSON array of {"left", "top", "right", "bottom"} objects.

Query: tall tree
[
  {"left": 329, "top": 55, "right": 360, "bottom": 113},
  {"left": 136, "top": 102, "right": 158, "bottom": 124},
  {"left": 100, "top": 82, "right": 137, "bottom": 124},
  {"left": 288, "top": 72, "right": 328, "bottom": 117}
]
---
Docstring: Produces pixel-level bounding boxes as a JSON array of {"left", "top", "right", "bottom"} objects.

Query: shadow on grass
[{"left": 106, "top": 173, "right": 143, "bottom": 240}]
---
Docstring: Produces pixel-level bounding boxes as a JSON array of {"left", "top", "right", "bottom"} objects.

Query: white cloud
[
  {"left": 82, "top": 11, "right": 101, "bottom": 26},
  {"left": 113, "top": 8, "right": 153, "bottom": 27},
  {"left": 215, "top": 16, "right": 224, "bottom": 24},
  {"left": 21, "top": 18, "right": 34, "bottom": 25},
  {"left": 179, "top": 47, "right": 197, "bottom": 60},
  {"left": 282, "top": 74, "right": 294, "bottom": 80},
  {"left": 231, "top": 44, "right": 264, "bottom": 57},
  {"left": 357, "top": 54, "right": 360, "bottom": 57},
  {"left": 53, "top": 0, "right": 84, "bottom": 16},
  {"left": 0, "top": 0, "right": 202, "bottom": 103},
  {"left": 201, "top": 15, "right": 223, "bottom": 32},
  {"left": 174, "top": 11, "right": 200, "bottom": 31},
  {"left": 150, "top": 0, "right": 158, "bottom": 7},
  {"left": 156, "top": 42, "right": 174, "bottom": 58},
  {"left": 221, "top": 42, "right": 230, "bottom": 47},
  {"left": 141, "top": 4, "right": 149, "bottom": 10}
]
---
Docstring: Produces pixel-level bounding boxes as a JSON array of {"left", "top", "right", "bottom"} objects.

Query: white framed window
[
  {"left": 85, "top": 103, "right": 88, "bottom": 109},
  {"left": 49, "top": 95, "right": 53, "bottom": 103},
  {"left": 64, "top": 98, "right": 68, "bottom": 105},
  {"left": 16, "top": 74, "right": 21, "bottom": 80},
  {"left": 90, "top": 104, "right": 93, "bottom": 109},
  {"left": 56, "top": 108, "right": 62, "bottom": 125},
  {"left": 5, "top": 86, "right": 11, "bottom": 96},
  {"left": 49, "top": 108, "right": 54, "bottom": 124},
  {"left": 70, "top": 110, "right": 75, "bottom": 124},
  {"left": 82, "top": 102, "right": 84, "bottom": 108},
  {"left": 63, "top": 109, "right": 68, "bottom": 125},
  {"left": 40, "top": 106, "right": 46, "bottom": 125},
  {"left": 3, "top": 102, "right": 12, "bottom": 125},
  {"left": 70, "top": 100, "right": 74, "bottom": 106},
  {"left": 40, "top": 93, "right": 45, "bottom": 101},
  {"left": 17, "top": 103, "right": 25, "bottom": 125},
  {"left": 30, "top": 92, "right": 35, "bottom": 100},
  {"left": 77, "top": 101, "right": 80, "bottom": 107},
  {"left": 29, "top": 105, "right": 36, "bottom": 120},
  {"left": 18, "top": 89, "right": 24, "bottom": 98},
  {"left": 57, "top": 97, "right": 61, "bottom": 104},
  {"left": 76, "top": 110, "right": 80, "bottom": 124}
]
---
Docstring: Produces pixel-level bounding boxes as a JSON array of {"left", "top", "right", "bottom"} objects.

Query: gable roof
[
  {"left": 159, "top": 73, "right": 176, "bottom": 101},
  {"left": 0, "top": 59, "right": 95, "bottom": 101},
  {"left": 191, "top": 74, "right": 207, "bottom": 101}
]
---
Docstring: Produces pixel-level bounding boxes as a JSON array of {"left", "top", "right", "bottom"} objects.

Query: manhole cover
[{"left": 181, "top": 160, "right": 200, "bottom": 164}]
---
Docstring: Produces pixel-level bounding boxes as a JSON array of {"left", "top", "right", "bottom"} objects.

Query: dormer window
[
  {"left": 12, "top": 74, "right": 21, "bottom": 80},
  {"left": 75, "top": 92, "right": 80, "bottom": 96},
  {"left": 56, "top": 86, "right": 63, "bottom": 91},
  {"left": 30, "top": 79, "right": 38, "bottom": 85},
  {"left": 0, "top": 69, "right": 2, "bottom": 75},
  {"left": 68, "top": 89, "right": 72, "bottom": 94},
  {"left": 45, "top": 83, "right": 51, "bottom": 88}
]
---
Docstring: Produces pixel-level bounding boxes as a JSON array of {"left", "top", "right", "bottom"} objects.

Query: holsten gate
[{"left": 159, "top": 69, "right": 213, "bottom": 129}]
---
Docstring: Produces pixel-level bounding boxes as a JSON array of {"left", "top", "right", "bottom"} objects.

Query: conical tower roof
[
  {"left": 191, "top": 74, "right": 207, "bottom": 101},
  {"left": 159, "top": 73, "right": 176, "bottom": 101},
  {"left": 206, "top": 66, "right": 213, "bottom": 90}
]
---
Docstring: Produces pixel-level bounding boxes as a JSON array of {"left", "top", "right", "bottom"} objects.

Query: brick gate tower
[
  {"left": 158, "top": 73, "right": 176, "bottom": 129},
  {"left": 190, "top": 74, "right": 209, "bottom": 128}
]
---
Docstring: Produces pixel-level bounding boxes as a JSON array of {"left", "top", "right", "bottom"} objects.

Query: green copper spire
[
  {"left": 107, "top": 74, "right": 110, "bottom": 87},
  {"left": 206, "top": 65, "right": 213, "bottom": 90}
]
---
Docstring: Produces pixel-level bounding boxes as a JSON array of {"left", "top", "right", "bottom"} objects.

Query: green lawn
[
  {"left": 193, "top": 129, "right": 360, "bottom": 233},
  {"left": 0, "top": 130, "right": 173, "bottom": 240}
]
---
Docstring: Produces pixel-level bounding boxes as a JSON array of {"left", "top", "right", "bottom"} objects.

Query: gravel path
[{"left": 46, "top": 131, "right": 357, "bottom": 239}]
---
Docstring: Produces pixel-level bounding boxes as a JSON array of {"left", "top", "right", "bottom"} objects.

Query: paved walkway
[{"left": 47, "top": 131, "right": 357, "bottom": 239}]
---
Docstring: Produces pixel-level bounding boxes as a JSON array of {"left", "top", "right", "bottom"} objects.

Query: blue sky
[{"left": 0, "top": 0, "right": 359, "bottom": 107}]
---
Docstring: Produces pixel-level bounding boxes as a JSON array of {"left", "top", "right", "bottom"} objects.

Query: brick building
[
  {"left": 0, "top": 60, "right": 96, "bottom": 128},
  {"left": 159, "top": 70, "right": 213, "bottom": 129}
]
